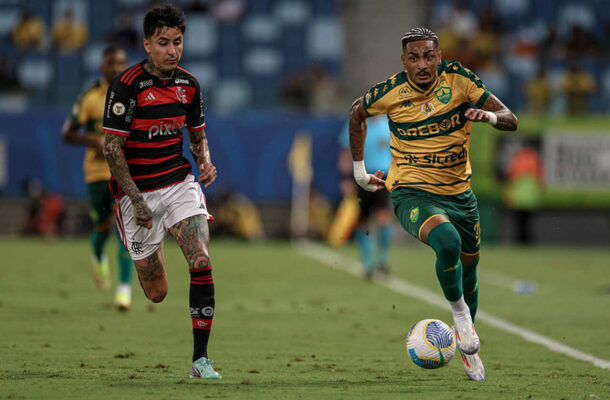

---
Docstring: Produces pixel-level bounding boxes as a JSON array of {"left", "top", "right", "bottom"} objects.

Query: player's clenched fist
[
  {"left": 133, "top": 199, "right": 153, "bottom": 229},
  {"left": 198, "top": 163, "right": 217, "bottom": 187}
]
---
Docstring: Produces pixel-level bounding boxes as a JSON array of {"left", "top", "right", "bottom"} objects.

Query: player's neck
[
  {"left": 413, "top": 77, "right": 437, "bottom": 92},
  {"left": 143, "top": 59, "right": 175, "bottom": 80}
]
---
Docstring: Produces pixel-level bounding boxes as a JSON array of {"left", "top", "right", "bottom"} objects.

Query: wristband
[
  {"left": 484, "top": 111, "right": 497, "bottom": 126},
  {"left": 353, "top": 160, "right": 378, "bottom": 192}
]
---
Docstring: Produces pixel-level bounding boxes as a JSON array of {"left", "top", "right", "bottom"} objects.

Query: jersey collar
[
  {"left": 141, "top": 59, "right": 177, "bottom": 85},
  {"left": 405, "top": 73, "right": 441, "bottom": 98}
]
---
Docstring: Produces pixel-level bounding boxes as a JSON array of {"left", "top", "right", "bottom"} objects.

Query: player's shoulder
[
  {"left": 440, "top": 60, "right": 484, "bottom": 87},
  {"left": 174, "top": 65, "right": 200, "bottom": 87},
  {"left": 77, "top": 78, "right": 102, "bottom": 98},
  {"left": 72, "top": 79, "right": 102, "bottom": 109},
  {"left": 113, "top": 61, "right": 146, "bottom": 89},
  {"left": 365, "top": 71, "right": 408, "bottom": 104}
]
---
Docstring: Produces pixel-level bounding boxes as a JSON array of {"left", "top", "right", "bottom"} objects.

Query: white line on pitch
[{"left": 293, "top": 240, "right": 610, "bottom": 371}]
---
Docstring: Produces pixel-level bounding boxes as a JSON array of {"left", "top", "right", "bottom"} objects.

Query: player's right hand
[
  {"left": 356, "top": 170, "right": 386, "bottom": 192},
  {"left": 134, "top": 200, "right": 153, "bottom": 229}
]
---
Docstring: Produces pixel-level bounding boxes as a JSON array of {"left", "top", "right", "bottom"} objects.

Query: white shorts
[{"left": 116, "top": 174, "right": 212, "bottom": 260}]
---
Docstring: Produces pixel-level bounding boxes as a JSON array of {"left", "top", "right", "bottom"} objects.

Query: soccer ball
[{"left": 405, "top": 319, "right": 456, "bottom": 369}]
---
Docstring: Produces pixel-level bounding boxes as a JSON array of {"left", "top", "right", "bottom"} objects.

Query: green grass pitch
[{"left": 0, "top": 237, "right": 608, "bottom": 399}]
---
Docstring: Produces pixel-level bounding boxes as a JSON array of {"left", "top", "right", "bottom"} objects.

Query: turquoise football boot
[{"left": 190, "top": 357, "right": 222, "bottom": 379}]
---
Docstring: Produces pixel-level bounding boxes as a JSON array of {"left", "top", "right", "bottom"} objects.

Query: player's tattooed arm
[
  {"left": 465, "top": 94, "right": 518, "bottom": 131},
  {"left": 188, "top": 129, "right": 217, "bottom": 188},
  {"left": 103, "top": 134, "right": 153, "bottom": 228},
  {"left": 348, "top": 97, "right": 369, "bottom": 161}
]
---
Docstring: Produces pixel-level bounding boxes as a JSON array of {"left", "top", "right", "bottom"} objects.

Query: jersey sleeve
[
  {"left": 185, "top": 80, "right": 206, "bottom": 132},
  {"left": 68, "top": 92, "right": 85, "bottom": 126},
  {"left": 102, "top": 79, "right": 136, "bottom": 137},
  {"left": 461, "top": 66, "right": 491, "bottom": 108},
  {"left": 362, "top": 74, "right": 406, "bottom": 117},
  {"left": 362, "top": 85, "right": 391, "bottom": 117}
]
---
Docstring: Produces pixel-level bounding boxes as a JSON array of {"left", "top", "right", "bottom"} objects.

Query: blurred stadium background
[{"left": 1, "top": 0, "right": 610, "bottom": 244}]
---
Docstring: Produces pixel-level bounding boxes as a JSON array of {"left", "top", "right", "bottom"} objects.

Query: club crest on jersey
[
  {"left": 176, "top": 86, "right": 187, "bottom": 104},
  {"left": 421, "top": 102, "right": 435, "bottom": 115},
  {"left": 112, "top": 102, "right": 125, "bottom": 115},
  {"left": 435, "top": 84, "right": 452, "bottom": 104}
]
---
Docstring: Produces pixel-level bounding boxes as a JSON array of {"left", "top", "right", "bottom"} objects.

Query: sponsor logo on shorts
[
  {"left": 130, "top": 240, "right": 143, "bottom": 255},
  {"left": 409, "top": 207, "right": 419, "bottom": 223},
  {"left": 474, "top": 221, "right": 481, "bottom": 246}
]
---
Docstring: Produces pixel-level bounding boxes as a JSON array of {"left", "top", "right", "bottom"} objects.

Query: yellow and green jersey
[
  {"left": 69, "top": 79, "right": 111, "bottom": 183},
  {"left": 362, "top": 60, "right": 490, "bottom": 195}
]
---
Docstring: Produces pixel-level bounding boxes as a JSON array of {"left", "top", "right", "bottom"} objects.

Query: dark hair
[
  {"left": 102, "top": 43, "right": 125, "bottom": 57},
  {"left": 143, "top": 4, "right": 186, "bottom": 39},
  {"left": 401, "top": 27, "right": 439, "bottom": 50}
]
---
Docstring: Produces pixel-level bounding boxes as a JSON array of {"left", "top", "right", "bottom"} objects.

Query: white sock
[
  {"left": 449, "top": 296, "right": 470, "bottom": 321},
  {"left": 117, "top": 283, "right": 131, "bottom": 295}
]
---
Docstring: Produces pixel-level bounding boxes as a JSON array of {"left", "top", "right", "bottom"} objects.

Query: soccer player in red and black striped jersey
[{"left": 102, "top": 4, "right": 221, "bottom": 379}]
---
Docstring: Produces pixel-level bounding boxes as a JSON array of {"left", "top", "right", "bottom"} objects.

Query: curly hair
[
  {"left": 401, "top": 28, "right": 439, "bottom": 49},
  {"left": 143, "top": 4, "right": 186, "bottom": 38}
]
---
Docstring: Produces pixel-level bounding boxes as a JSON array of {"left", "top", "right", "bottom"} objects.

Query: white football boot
[
  {"left": 453, "top": 314, "right": 480, "bottom": 355},
  {"left": 459, "top": 350, "right": 486, "bottom": 381}
]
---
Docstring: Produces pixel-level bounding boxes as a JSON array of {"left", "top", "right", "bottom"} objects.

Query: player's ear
[
  {"left": 401, "top": 53, "right": 407, "bottom": 69},
  {"left": 437, "top": 49, "right": 442, "bottom": 65},
  {"left": 143, "top": 37, "right": 151, "bottom": 54}
]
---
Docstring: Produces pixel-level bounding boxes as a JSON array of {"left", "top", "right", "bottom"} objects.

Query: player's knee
[
  {"left": 145, "top": 287, "right": 168, "bottom": 303},
  {"left": 428, "top": 223, "right": 461, "bottom": 259},
  {"left": 147, "top": 291, "right": 167, "bottom": 303},
  {"left": 461, "top": 253, "right": 479, "bottom": 267},
  {"left": 437, "top": 239, "right": 461, "bottom": 260}
]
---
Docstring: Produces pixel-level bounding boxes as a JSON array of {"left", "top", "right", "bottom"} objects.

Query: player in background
[
  {"left": 61, "top": 44, "right": 134, "bottom": 310},
  {"left": 102, "top": 5, "right": 220, "bottom": 379},
  {"left": 338, "top": 115, "right": 394, "bottom": 279},
  {"left": 348, "top": 28, "right": 518, "bottom": 381}
]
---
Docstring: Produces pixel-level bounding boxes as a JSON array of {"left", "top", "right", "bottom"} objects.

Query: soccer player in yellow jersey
[
  {"left": 348, "top": 28, "right": 518, "bottom": 381},
  {"left": 61, "top": 44, "right": 134, "bottom": 310}
]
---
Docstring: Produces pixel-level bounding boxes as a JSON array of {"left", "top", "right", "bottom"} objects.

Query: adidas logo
[{"left": 145, "top": 92, "right": 156, "bottom": 101}]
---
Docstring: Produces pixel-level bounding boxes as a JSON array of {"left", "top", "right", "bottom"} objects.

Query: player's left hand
[
  {"left": 198, "top": 163, "right": 217, "bottom": 187},
  {"left": 357, "top": 170, "right": 385, "bottom": 192},
  {"left": 464, "top": 108, "right": 491, "bottom": 123}
]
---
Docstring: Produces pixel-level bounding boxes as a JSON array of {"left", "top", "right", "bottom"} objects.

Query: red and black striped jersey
[{"left": 102, "top": 60, "right": 205, "bottom": 197}]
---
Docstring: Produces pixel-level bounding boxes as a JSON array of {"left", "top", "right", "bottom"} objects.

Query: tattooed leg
[
  {"left": 168, "top": 215, "right": 211, "bottom": 270},
  {"left": 169, "top": 215, "right": 214, "bottom": 360},
  {"left": 133, "top": 243, "right": 168, "bottom": 303}
]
